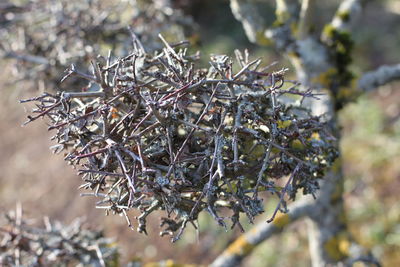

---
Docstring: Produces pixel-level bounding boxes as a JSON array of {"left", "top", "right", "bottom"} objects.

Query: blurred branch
[
  {"left": 229, "top": 0, "right": 266, "bottom": 43},
  {"left": 345, "top": 255, "right": 382, "bottom": 267},
  {"left": 230, "top": 1, "right": 381, "bottom": 266},
  {"left": 298, "top": 0, "right": 315, "bottom": 39},
  {"left": 358, "top": 64, "right": 400, "bottom": 92},
  {"left": 327, "top": 0, "right": 363, "bottom": 34},
  {"left": 211, "top": 200, "right": 314, "bottom": 267},
  {"left": 0, "top": 206, "right": 118, "bottom": 266},
  {"left": 275, "top": 0, "right": 301, "bottom": 23},
  {"left": 5, "top": 51, "right": 49, "bottom": 65}
]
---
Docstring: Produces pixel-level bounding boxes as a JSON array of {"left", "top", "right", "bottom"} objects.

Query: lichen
[
  {"left": 226, "top": 235, "right": 255, "bottom": 256},
  {"left": 144, "top": 259, "right": 195, "bottom": 267},
  {"left": 291, "top": 139, "right": 305, "bottom": 150},
  {"left": 290, "top": 22, "right": 298, "bottom": 36},
  {"left": 322, "top": 24, "right": 354, "bottom": 94},
  {"left": 324, "top": 233, "right": 351, "bottom": 261},
  {"left": 256, "top": 30, "right": 272, "bottom": 46},
  {"left": 273, "top": 213, "right": 290, "bottom": 228},
  {"left": 312, "top": 67, "right": 338, "bottom": 88},
  {"left": 330, "top": 180, "right": 344, "bottom": 203},
  {"left": 331, "top": 158, "right": 342, "bottom": 175},
  {"left": 337, "top": 11, "right": 350, "bottom": 22},
  {"left": 275, "top": 9, "right": 290, "bottom": 23},
  {"left": 315, "top": 25, "right": 357, "bottom": 109}
]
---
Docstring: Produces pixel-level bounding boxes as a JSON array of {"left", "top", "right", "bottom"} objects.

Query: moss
[
  {"left": 273, "top": 213, "right": 290, "bottom": 228},
  {"left": 226, "top": 235, "right": 255, "bottom": 256}
]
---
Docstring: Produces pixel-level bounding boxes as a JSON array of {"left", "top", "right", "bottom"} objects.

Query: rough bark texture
[{"left": 211, "top": 0, "right": 394, "bottom": 266}]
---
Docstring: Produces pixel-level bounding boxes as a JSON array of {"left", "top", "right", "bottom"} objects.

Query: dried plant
[
  {"left": 21, "top": 35, "right": 337, "bottom": 242},
  {"left": 0, "top": 205, "right": 118, "bottom": 266},
  {"left": 0, "top": 0, "right": 195, "bottom": 91}
]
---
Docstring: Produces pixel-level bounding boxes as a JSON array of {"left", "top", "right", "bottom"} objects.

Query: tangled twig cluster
[
  {"left": 22, "top": 36, "right": 337, "bottom": 241},
  {"left": 0, "top": 205, "right": 117, "bottom": 266},
  {"left": 0, "top": 0, "right": 194, "bottom": 91}
]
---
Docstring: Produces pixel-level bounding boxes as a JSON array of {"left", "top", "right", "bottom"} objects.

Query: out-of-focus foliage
[
  {"left": 0, "top": 0, "right": 195, "bottom": 91},
  {"left": 0, "top": 206, "right": 118, "bottom": 266},
  {"left": 340, "top": 91, "right": 400, "bottom": 266}
]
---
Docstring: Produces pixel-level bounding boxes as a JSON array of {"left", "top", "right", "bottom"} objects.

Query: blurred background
[{"left": 0, "top": 0, "right": 399, "bottom": 266}]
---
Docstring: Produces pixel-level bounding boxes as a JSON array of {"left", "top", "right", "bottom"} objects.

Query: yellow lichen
[
  {"left": 256, "top": 31, "right": 272, "bottom": 46},
  {"left": 324, "top": 233, "right": 351, "bottom": 261},
  {"left": 311, "top": 68, "right": 338, "bottom": 88},
  {"left": 330, "top": 181, "right": 344, "bottom": 203},
  {"left": 331, "top": 157, "right": 342, "bottom": 175},
  {"left": 322, "top": 24, "right": 337, "bottom": 40},
  {"left": 310, "top": 132, "right": 320, "bottom": 141},
  {"left": 291, "top": 139, "right": 305, "bottom": 150},
  {"left": 290, "top": 22, "right": 298, "bottom": 35},
  {"left": 226, "top": 235, "right": 254, "bottom": 256},
  {"left": 338, "top": 211, "right": 347, "bottom": 224},
  {"left": 144, "top": 262, "right": 160, "bottom": 267},
  {"left": 165, "top": 259, "right": 178, "bottom": 267},
  {"left": 144, "top": 260, "right": 200, "bottom": 267},
  {"left": 275, "top": 9, "right": 290, "bottom": 22},
  {"left": 336, "top": 11, "right": 350, "bottom": 22},
  {"left": 277, "top": 120, "right": 292, "bottom": 129},
  {"left": 336, "top": 81, "right": 360, "bottom": 103},
  {"left": 273, "top": 213, "right": 290, "bottom": 228},
  {"left": 271, "top": 147, "right": 281, "bottom": 154}
]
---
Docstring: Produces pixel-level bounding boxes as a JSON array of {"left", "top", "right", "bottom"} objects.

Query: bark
[
  {"left": 358, "top": 64, "right": 400, "bottom": 92},
  {"left": 221, "top": 0, "right": 387, "bottom": 266},
  {"left": 211, "top": 199, "right": 314, "bottom": 267}
]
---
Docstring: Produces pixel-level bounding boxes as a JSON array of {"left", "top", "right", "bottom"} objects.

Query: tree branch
[
  {"left": 330, "top": 0, "right": 362, "bottom": 33},
  {"left": 210, "top": 199, "right": 315, "bottom": 267},
  {"left": 358, "top": 64, "right": 400, "bottom": 92},
  {"left": 5, "top": 51, "right": 49, "bottom": 65},
  {"left": 229, "top": 0, "right": 266, "bottom": 44},
  {"left": 275, "top": 0, "right": 301, "bottom": 23},
  {"left": 298, "top": 0, "right": 316, "bottom": 40}
]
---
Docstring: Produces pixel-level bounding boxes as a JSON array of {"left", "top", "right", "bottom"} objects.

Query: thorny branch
[
  {"left": 0, "top": 205, "right": 117, "bottom": 266},
  {"left": 21, "top": 36, "right": 337, "bottom": 242},
  {"left": 0, "top": 0, "right": 195, "bottom": 91}
]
